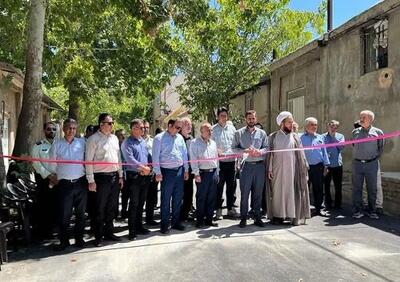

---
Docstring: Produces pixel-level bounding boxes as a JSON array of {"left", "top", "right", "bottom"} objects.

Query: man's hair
[
  {"left": 305, "top": 117, "right": 318, "bottom": 126},
  {"left": 328, "top": 120, "right": 340, "bottom": 127},
  {"left": 43, "top": 121, "right": 56, "bottom": 130},
  {"left": 167, "top": 118, "right": 177, "bottom": 127},
  {"left": 217, "top": 107, "right": 229, "bottom": 116},
  {"left": 180, "top": 117, "right": 191, "bottom": 124},
  {"left": 155, "top": 127, "right": 163, "bottom": 134},
  {"left": 130, "top": 118, "right": 143, "bottom": 129},
  {"left": 98, "top": 113, "right": 112, "bottom": 125},
  {"left": 143, "top": 120, "right": 150, "bottom": 125},
  {"left": 63, "top": 118, "right": 77, "bottom": 127},
  {"left": 245, "top": 110, "right": 256, "bottom": 117},
  {"left": 200, "top": 122, "right": 212, "bottom": 131},
  {"left": 360, "top": 110, "right": 375, "bottom": 121},
  {"left": 85, "top": 124, "right": 95, "bottom": 133}
]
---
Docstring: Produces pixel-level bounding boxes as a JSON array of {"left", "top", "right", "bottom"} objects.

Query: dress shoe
[
  {"left": 137, "top": 227, "right": 151, "bottom": 235},
  {"left": 160, "top": 227, "right": 170, "bottom": 234},
  {"left": 93, "top": 239, "right": 103, "bottom": 247},
  {"left": 53, "top": 241, "right": 70, "bottom": 252},
  {"left": 104, "top": 233, "right": 122, "bottom": 241},
  {"left": 254, "top": 219, "right": 265, "bottom": 227},
  {"left": 239, "top": 219, "right": 247, "bottom": 228},
  {"left": 128, "top": 233, "right": 137, "bottom": 241},
  {"left": 171, "top": 224, "right": 185, "bottom": 231},
  {"left": 75, "top": 239, "right": 85, "bottom": 248},
  {"left": 205, "top": 220, "right": 218, "bottom": 227},
  {"left": 146, "top": 220, "right": 159, "bottom": 226}
]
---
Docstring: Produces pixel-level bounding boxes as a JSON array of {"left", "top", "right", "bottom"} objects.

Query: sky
[{"left": 289, "top": 0, "right": 383, "bottom": 29}]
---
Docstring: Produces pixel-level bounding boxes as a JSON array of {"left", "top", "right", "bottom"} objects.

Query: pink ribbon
[{"left": 2, "top": 130, "right": 398, "bottom": 167}]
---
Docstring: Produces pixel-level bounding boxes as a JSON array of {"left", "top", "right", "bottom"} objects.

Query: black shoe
[
  {"left": 271, "top": 217, "right": 284, "bottom": 225},
  {"left": 160, "top": 227, "right": 170, "bottom": 234},
  {"left": 146, "top": 220, "right": 159, "bottom": 226},
  {"left": 128, "top": 233, "right": 137, "bottom": 241},
  {"left": 171, "top": 224, "right": 185, "bottom": 231},
  {"left": 239, "top": 219, "right": 247, "bottom": 228},
  {"left": 205, "top": 220, "right": 218, "bottom": 227},
  {"left": 53, "top": 241, "right": 70, "bottom": 252},
  {"left": 75, "top": 239, "right": 85, "bottom": 248},
  {"left": 254, "top": 219, "right": 265, "bottom": 227},
  {"left": 93, "top": 239, "right": 103, "bottom": 247},
  {"left": 137, "top": 228, "right": 151, "bottom": 235},
  {"left": 376, "top": 207, "right": 384, "bottom": 215},
  {"left": 104, "top": 233, "right": 121, "bottom": 241}
]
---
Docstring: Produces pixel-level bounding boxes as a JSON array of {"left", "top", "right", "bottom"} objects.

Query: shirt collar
[{"left": 200, "top": 136, "right": 211, "bottom": 144}]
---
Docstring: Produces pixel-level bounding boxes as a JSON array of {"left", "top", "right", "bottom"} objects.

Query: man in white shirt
[
  {"left": 86, "top": 113, "right": 124, "bottom": 247},
  {"left": 49, "top": 118, "right": 87, "bottom": 251}
]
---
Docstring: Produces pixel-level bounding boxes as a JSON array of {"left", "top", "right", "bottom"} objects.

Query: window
[
  {"left": 245, "top": 92, "right": 254, "bottom": 112},
  {"left": 288, "top": 95, "right": 305, "bottom": 130},
  {"left": 363, "top": 19, "right": 388, "bottom": 74}
]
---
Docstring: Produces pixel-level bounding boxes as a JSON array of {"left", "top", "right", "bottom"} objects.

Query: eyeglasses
[
  {"left": 101, "top": 121, "right": 114, "bottom": 126},
  {"left": 134, "top": 126, "right": 144, "bottom": 130},
  {"left": 46, "top": 128, "right": 57, "bottom": 132}
]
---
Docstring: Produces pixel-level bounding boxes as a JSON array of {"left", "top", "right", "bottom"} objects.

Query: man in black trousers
[{"left": 121, "top": 119, "right": 152, "bottom": 240}]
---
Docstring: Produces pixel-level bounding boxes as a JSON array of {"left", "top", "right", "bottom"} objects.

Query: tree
[
  {"left": 13, "top": 0, "right": 47, "bottom": 157},
  {"left": 171, "top": 0, "right": 326, "bottom": 120}
]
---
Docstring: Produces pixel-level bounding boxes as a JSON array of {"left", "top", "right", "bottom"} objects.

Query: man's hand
[
  {"left": 268, "top": 171, "right": 274, "bottom": 180},
  {"left": 323, "top": 167, "right": 329, "bottom": 177},
  {"left": 140, "top": 166, "right": 151, "bottom": 176},
  {"left": 184, "top": 171, "right": 189, "bottom": 181},
  {"left": 88, "top": 182, "right": 97, "bottom": 192},
  {"left": 156, "top": 174, "right": 163, "bottom": 182},
  {"left": 119, "top": 177, "right": 124, "bottom": 189},
  {"left": 195, "top": 175, "right": 201, "bottom": 183},
  {"left": 48, "top": 174, "right": 58, "bottom": 186}
]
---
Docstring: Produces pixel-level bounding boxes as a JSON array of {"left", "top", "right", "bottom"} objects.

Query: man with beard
[
  {"left": 267, "top": 112, "right": 310, "bottom": 225},
  {"left": 31, "top": 121, "right": 59, "bottom": 240},
  {"left": 233, "top": 110, "right": 268, "bottom": 228}
]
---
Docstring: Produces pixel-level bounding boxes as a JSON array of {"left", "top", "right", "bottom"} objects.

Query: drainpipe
[{"left": 327, "top": 0, "right": 333, "bottom": 32}]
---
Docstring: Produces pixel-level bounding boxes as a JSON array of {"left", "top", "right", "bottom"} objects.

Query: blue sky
[{"left": 289, "top": 0, "right": 382, "bottom": 29}]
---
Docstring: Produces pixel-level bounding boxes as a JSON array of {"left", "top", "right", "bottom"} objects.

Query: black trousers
[
  {"left": 308, "top": 163, "right": 325, "bottom": 212},
  {"left": 181, "top": 173, "right": 194, "bottom": 221},
  {"left": 58, "top": 177, "right": 87, "bottom": 244},
  {"left": 324, "top": 166, "right": 343, "bottom": 208},
  {"left": 216, "top": 161, "right": 236, "bottom": 210},
  {"left": 93, "top": 172, "right": 120, "bottom": 240},
  {"left": 196, "top": 170, "right": 218, "bottom": 223},
  {"left": 146, "top": 175, "right": 158, "bottom": 223},
  {"left": 120, "top": 179, "right": 130, "bottom": 218},
  {"left": 34, "top": 173, "right": 59, "bottom": 239},
  {"left": 126, "top": 172, "right": 150, "bottom": 234}
]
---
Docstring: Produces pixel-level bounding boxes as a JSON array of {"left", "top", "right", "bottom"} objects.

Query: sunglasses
[
  {"left": 46, "top": 128, "right": 57, "bottom": 132},
  {"left": 101, "top": 121, "right": 114, "bottom": 126}
]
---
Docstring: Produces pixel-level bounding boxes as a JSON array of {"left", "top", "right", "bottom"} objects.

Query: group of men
[{"left": 31, "top": 108, "right": 384, "bottom": 251}]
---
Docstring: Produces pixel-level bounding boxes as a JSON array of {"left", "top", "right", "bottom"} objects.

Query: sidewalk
[{"left": 1, "top": 207, "right": 400, "bottom": 282}]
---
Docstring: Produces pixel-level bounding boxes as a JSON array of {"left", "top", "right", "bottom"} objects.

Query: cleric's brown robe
[{"left": 266, "top": 131, "right": 310, "bottom": 221}]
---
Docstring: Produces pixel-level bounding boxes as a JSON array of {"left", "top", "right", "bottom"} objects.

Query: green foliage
[{"left": 171, "top": 0, "right": 326, "bottom": 120}]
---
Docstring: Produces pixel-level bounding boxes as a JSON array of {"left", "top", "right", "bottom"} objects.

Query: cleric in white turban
[
  {"left": 267, "top": 110, "right": 310, "bottom": 226},
  {"left": 276, "top": 111, "right": 293, "bottom": 126}
]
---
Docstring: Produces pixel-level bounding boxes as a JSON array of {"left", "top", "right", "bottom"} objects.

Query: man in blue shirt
[
  {"left": 300, "top": 117, "right": 330, "bottom": 216},
  {"left": 49, "top": 118, "right": 86, "bottom": 251},
  {"left": 152, "top": 118, "right": 189, "bottom": 234},
  {"left": 121, "top": 119, "right": 152, "bottom": 240},
  {"left": 323, "top": 120, "right": 345, "bottom": 209}
]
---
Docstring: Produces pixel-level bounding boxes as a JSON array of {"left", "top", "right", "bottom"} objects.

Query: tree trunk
[
  {"left": 13, "top": 0, "right": 47, "bottom": 157},
  {"left": 0, "top": 104, "right": 6, "bottom": 186},
  {"left": 68, "top": 91, "right": 80, "bottom": 122}
]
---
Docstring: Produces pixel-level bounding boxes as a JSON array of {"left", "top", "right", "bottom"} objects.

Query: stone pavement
[{"left": 1, "top": 208, "right": 400, "bottom": 282}]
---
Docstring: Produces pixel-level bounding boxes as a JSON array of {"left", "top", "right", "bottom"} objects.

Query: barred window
[{"left": 363, "top": 19, "right": 388, "bottom": 74}]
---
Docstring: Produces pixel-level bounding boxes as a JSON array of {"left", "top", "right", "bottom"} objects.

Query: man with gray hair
[
  {"left": 300, "top": 117, "right": 330, "bottom": 217},
  {"left": 352, "top": 110, "right": 384, "bottom": 219}
]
